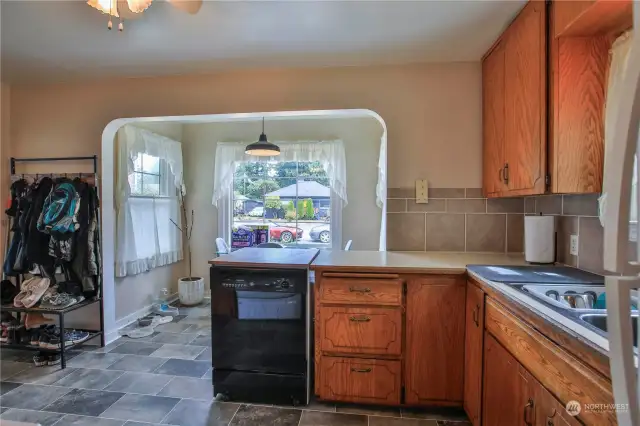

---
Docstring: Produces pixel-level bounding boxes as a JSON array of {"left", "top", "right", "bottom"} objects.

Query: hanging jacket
[
  {"left": 26, "top": 177, "right": 54, "bottom": 268},
  {"left": 37, "top": 180, "right": 80, "bottom": 236}
]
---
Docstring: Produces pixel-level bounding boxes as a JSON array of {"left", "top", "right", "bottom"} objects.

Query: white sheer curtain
[
  {"left": 115, "top": 125, "right": 184, "bottom": 278},
  {"left": 212, "top": 140, "right": 348, "bottom": 207},
  {"left": 601, "top": 31, "right": 635, "bottom": 226}
]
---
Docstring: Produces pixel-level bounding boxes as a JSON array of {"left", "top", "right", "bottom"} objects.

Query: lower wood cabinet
[
  {"left": 318, "top": 357, "right": 401, "bottom": 405},
  {"left": 463, "top": 282, "right": 485, "bottom": 426},
  {"left": 405, "top": 276, "right": 466, "bottom": 405}
]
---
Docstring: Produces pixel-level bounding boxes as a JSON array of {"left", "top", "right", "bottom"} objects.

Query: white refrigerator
[{"left": 604, "top": 4, "right": 640, "bottom": 425}]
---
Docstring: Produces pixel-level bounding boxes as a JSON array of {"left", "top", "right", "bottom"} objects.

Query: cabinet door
[
  {"left": 504, "top": 0, "right": 547, "bottom": 195},
  {"left": 463, "top": 283, "right": 485, "bottom": 426},
  {"left": 483, "top": 333, "right": 526, "bottom": 426},
  {"left": 535, "top": 380, "right": 583, "bottom": 426},
  {"left": 483, "top": 39, "right": 506, "bottom": 197},
  {"left": 405, "top": 276, "right": 466, "bottom": 405}
]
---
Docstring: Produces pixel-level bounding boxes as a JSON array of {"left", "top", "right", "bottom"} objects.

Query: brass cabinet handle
[
  {"left": 351, "top": 367, "right": 372, "bottom": 373},
  {"left": 503, "top": 163, "right": 510, "bottom": 185},
  {"left": 546, "top": 408, "right": 557, "bottom": 426},
  {"left": 498, "top": 167, "right": 503, "bottom": 182},
  {"left": 523, "top": 399, "right": 534, "bottom": 426},
  {"left": 349, "top": 316, "right": 371, "bottom": 322},
  {"left": 349, "top": 287, "right": 371, "bottom": 293},
  {"left": 473, "top": 305, "right": 479, "bottom": 327}
]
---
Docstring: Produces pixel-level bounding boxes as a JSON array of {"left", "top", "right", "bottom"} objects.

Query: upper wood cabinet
[
  {"left": 482, "top": 0, "right": 547, "bottom": 197},
  {"left": 463, "top": 282, "right": 485, "bottom": 426},
  {"left": 405, "top": 276, "right": 466, "bottom": 405}
]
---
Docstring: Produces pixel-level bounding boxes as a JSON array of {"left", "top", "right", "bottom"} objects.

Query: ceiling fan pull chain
[{"left": 119, "top": 18, "right": 124, "bottom": 32}]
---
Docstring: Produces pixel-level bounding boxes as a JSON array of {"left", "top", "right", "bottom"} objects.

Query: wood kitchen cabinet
[
  {"left": 463, "top": 282, "right": 485, "bottom": 426},
  {"left": 535, "top": 381, "right": 583, "bottom": 426},
  {"left": 482, "top": 0, "right": 547, "bottom": 197},
  {"left": 405, "top": 276, "right": 466, "bottom": 405},
  {"left": 483, "top": 333, "right": 536, "bottom": 426}
]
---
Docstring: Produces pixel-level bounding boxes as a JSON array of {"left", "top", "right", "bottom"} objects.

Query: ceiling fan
[{"left": 87, "top": 0, "right": 202, "bottom": 30}]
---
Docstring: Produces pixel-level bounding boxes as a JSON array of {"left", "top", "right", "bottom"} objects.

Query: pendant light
[{"left": 245, "top": 118, "right": 280, "bottom": 156}]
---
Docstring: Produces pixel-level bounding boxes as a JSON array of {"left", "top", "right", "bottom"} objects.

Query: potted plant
[{"left": 171, "top": 191, "right": 204, "bottom": 306}]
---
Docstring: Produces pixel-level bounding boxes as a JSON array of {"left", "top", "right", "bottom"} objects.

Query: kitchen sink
[{"left": 579, "top": 314, "right": 638, "bottom": 348}]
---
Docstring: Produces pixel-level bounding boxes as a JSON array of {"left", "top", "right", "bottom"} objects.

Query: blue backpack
[{"left": 37, "top": 182, "right": 80, "bottom": 235}]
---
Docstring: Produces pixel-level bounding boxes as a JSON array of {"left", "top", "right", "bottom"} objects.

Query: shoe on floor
[
  {"left": 67, "top": 330, "right": 90, "bottom": 344},
  {"left": 47, "top": 354, "right": 61, "bottom": 366},
  {"left": 0, "top": 325, "right": 8, "bottom": 343},
  {"left": 33, "top": 353, "right": 47, "bottom": 367},
  {"left": 30, "top": 329, "right": 40, "bottom": 346}
]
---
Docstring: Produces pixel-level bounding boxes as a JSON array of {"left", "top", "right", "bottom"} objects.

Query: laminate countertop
[{"left": 310, "top": 250, "right": 527, "bottom": 273}]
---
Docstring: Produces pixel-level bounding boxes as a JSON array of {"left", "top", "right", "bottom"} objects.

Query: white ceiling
[{"left": 1, "top": 0, "right": 525, "bottom": 83}]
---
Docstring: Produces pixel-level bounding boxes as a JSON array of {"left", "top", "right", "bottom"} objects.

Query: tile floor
[{"left": 0, "top": 303, "right": 471, "bottom": 426}]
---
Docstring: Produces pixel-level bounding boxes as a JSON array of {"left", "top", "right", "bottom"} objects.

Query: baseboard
[{"left": 104, "top": 292, "right": 179, "bottom": 345}]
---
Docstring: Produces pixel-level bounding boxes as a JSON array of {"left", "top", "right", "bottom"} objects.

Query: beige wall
[
  {"left": 6, "top": 61, "right": 482, "bottom": 322},
  {"left": 9, "top": 62, "right": 482, "bottom": 189},
  {"left": 181, "top": 116, "right": 383, "bottom": 287},
  {"left": 114, "top": 121, "right": 186, "bottom": 321}
]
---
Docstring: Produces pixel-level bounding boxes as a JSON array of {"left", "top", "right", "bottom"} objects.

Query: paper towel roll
[{"left": 524, "top": 216, "right": 555, "bottom": 264}]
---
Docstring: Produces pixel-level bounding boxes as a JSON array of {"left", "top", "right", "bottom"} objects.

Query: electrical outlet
[
  {"left": 570, "top": 234, "right": 579, "bottom": 256},
  {"left": 416, "top": 179, "right": 429, "bottom": 204}
]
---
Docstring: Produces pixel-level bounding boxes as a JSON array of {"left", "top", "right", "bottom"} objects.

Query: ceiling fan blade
[
  {"left": 168, "top": 0, "right": 202, "bottom": 14},
  {"left": 116, "top": 0, "right": 145, "bottom": 20}
]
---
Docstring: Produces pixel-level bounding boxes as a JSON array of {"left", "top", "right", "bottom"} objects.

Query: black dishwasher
[{"left": 209, "top": 265, "right": 309, "bottom": 406}]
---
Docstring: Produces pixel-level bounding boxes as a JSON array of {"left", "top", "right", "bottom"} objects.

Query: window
[
  {"left": 231, "top": 160, "right": 334, "bottom": 248},
  {"left": 129, "top": 154, "right": 170, "bottom": 197}
]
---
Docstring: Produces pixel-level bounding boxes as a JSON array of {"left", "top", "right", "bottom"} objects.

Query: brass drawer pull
[
  {"left": 349, "top": 316, "right": 371, "bottom": 322},
  {"left": 349, "top": 287, "right": 371, "bottom": 293},
  {"left": 351, "top": 367, "right": 372, "bottom": 373}
]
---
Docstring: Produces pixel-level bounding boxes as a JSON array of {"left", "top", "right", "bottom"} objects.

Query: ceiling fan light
[
  {"left": 87, "top": 0, "right": 119, "bottom": 17},
  {"left": 126, "top": 0, "right": 153, "bottom": 13}
]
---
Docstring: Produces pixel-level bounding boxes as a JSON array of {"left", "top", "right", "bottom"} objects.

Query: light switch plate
[
  {"left": 570, "top": 234, "right": 579, "bottom": 256},
  {"left": 416, "top": 179, "right": 428, "bottom": 204}
]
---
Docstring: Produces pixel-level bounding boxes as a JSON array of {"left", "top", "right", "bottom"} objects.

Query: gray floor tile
[
  {"left": 195, "top": 348, "right": 211, "bottom": 362},
  {"left": 177, "top": 317, "right": 210, "bottom": 326},
  {"left": 149, "top": 344, "right": 206, "bottom": 360},
  {"left": 161, "top": 399, "right": 239, "bottom": 426},
  {"left": 369, "top": 418, "right": 437, "bottom": 426},
  {"left": 170, "top": 315, "right": 188, "bottom": 323},
  {"left": 299, "top": 410, "right": 367, "bottom": 426},
  {"left": 68, "top": 352, "right": 125, "bottom": 369},
  {"left": 125, "top": 422, "right": 163, "bottom": 426},
  {"left": 151, "top": 333, "right": 198, "bottom": 345},
  {"left": 0, "top": 408, "right": 7, "bottom": 414},
  {"left": 100, "top": 393, "right": 180, "bottom": 423},
  {"left": 0, "top": 408, "right": 65, "bottom": 426},
  {"left": 43, "top": 388, "right": 125, "bottom": 416},
  {"left": 104, "top": 372, "right": 173, "bottom": 395},
  {"left": 84, "top": 340, "right": 124, "bottom": 354},
  {"left": 6, "top": 365, "right": 78, "bottom": 385},
  {"left": 0, "top": 381, "right": 22, "bottom": 396},
  {"left": 53, "top": 368, "right": 124, "bottom": 390},
  {"left": 1, "top": 360, "right": 31, "bottom": 378},
  {"left": 154, "top": 322, "right": 195, "bottom": 333},
  {"left": 157, "top": 377, "right": 213, "bottom": 400},
  {"left": 153, "top": 359, "right": 210, "bottom": 378},
  {"left": 107, "top": 355, "right": 168, "bottom": 373},
  {"left": 0, "top": 384, "right": 70, "bottom": 409},
  {"left": 183, "top": 324, "right": 211, "bottom": 335},
  {"left": 229, "top": 405, "right": 301, "bottom": 426},
  {"left": 201, "top": 368, "right": 212, "bottom": 379},
  {"left": 53, "top": 414, "right": 126, "bottom": 426},
  {"left": 118, "top": 333, "right": 160, "bottom": 344},
  {"left": 109, "top": 342, "right": 164, "bottom": 356},
  {"left": 337, "top": 404, "right": 401, "bottom": 417},
  {"left": 401, "top": 407, "right": 468, "bottom": 421},
  {"left": 188, "top": 336, "right": 211, "bottom": 347},
  {"left": 305, "top": 398, "right": 336, "bottom": 413}
]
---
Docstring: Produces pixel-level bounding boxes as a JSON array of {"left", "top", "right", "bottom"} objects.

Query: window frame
[
  {"left": 129, "top": 154, "right": 171, "bottom": 199},
  {"left": 223, "top": 160, "right": 342, "bottom": 250}
]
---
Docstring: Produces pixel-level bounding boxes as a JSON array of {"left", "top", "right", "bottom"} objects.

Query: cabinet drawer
[
  {"left": 320, "top": 278, "right": 402, "bottom": 306},
  {"left": 320, "top": 306, "right": 402, "bottom": 356},
  {"left": 319, "top": 356, "right": 401, "bottom": 405}
]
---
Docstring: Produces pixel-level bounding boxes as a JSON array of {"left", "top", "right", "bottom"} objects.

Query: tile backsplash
[
  {"left": 525, "top": 194, "right": 603, "bottom": 274},
  {"left": 387, "top": 188, "right": 524, "bottom": 254},
  {"left": 387, "top": 188, "right": 606, "bottom": 275}
]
